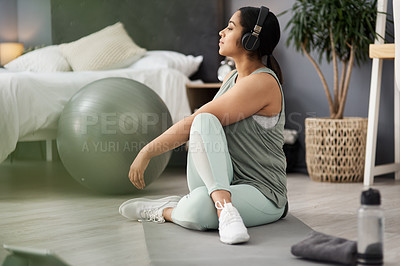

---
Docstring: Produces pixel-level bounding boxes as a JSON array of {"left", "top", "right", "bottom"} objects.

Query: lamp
[{"left": 0, "top": 42, "right": 24, "bottom": 66}]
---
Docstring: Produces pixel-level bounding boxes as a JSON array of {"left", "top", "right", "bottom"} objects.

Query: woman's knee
[
  {"left": 191, "top": 113, "right": 222, "bottom": 135},
  {"left": 193, "top": 113, "right": 219, "bottom": 125},
  {"left": 172, "top": 186, "right": 218, "bottom": 230},
  {"left": 189, "top": 113, "right": 228, "bottom": 156}
]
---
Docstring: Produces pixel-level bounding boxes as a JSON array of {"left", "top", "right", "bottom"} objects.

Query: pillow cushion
[
  {"left": 129, "top": 50, "right": 203, "bottom": 77},
  {"left": 60, "top": 22, "right": 146, "bottom": 71},
  {"left": 4, "top": 45, "right": 71, "bottom": 72}
]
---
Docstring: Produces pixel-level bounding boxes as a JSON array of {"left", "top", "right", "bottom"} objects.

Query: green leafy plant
[{"left": 285, "top": 0, "right": 378, "bottom": 119}]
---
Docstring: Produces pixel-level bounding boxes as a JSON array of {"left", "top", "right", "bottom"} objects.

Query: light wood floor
[{"left": 0, "top": 161, "right": 399, "bottom": 265}]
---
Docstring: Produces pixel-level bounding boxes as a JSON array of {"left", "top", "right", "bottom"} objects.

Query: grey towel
[{"left": 291, "top": 231, "right": 357, "bottom": 265}]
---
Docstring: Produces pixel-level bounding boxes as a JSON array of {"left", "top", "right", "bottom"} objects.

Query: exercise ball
[{"left": 57, "top": 77, "right": 172, "bottom": 194}]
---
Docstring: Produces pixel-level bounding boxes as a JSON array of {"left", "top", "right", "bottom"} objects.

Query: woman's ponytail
[{"left": 265, "top": 54, "right": 284, "bottom": 84}]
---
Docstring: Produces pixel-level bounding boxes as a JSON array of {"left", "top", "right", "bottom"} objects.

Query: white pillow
[
  {"left": 129, "top": 50, "right": 203, "bottom": 77},
  {"left": 4, "top": 45, "right": 71, "bottom": 72},
  {"left": 60, "top": 22, "right": 146, "bottom": 71}
]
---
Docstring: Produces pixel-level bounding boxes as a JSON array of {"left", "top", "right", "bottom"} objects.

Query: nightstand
[{"left": 186, "top": 83, "right": 222, "bottom": 113}]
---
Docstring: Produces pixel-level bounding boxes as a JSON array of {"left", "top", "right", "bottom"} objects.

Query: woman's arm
[
  {"left": 129, "top": 114, "right": 195, "bottom": 189},
  {"left": 195, "top": 72, "right": 281, "bottom": 125}
]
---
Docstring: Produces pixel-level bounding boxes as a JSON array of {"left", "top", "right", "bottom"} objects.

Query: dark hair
[{"left": 239, "top": 7, "right": 284, "bottom": 84}]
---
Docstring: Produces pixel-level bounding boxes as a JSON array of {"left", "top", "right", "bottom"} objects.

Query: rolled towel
[{"left": 291, "top": 231, "right": 357, "bottom": 265}]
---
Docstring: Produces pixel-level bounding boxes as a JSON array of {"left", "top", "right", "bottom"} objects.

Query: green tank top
[{"left": 214, "top": 67, "right": 287, "bottom": 208}]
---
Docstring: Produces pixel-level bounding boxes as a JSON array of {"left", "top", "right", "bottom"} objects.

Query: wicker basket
[{"left": 305, "top": 117, "right": 368, "bottom": 182}]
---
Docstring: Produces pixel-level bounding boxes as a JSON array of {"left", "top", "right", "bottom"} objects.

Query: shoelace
[
  {"left": 215, "top": 200, "right": 243, "bottom": 226},
  {"left": 215, "top": 200, "right": 227, "bottom": 211},
  {"left": 139, "top": 209, "right": 165, "bottom": 223}
]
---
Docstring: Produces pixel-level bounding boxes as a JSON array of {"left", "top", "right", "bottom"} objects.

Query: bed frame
[
  {"left": 19, "top": 130, "right": 57, "bottom": 161},
  {"left": 20, "top": 0, "right": 224, "bottom": 161}
]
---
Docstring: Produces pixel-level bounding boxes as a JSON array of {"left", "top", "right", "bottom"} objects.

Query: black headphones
[{"left": 241, "top": 6, "right": 269, "bottom": 51}]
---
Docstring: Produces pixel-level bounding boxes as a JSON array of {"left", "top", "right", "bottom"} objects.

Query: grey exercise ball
[{"left": 57, "top": 77, "right": 172, "bottom": 194}]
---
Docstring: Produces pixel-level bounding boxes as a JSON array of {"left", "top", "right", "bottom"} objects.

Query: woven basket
[{"left": 305, "top": 117, "right": 368, "bottom": 182}]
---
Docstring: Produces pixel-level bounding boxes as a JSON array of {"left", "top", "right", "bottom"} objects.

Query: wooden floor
[{"left": 0, "top": 161, "right": 399, "bottom": 265}]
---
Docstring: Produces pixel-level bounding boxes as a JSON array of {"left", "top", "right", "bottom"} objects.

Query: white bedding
[{"left": 0, "top": 68, "right": 191, "bottom": 163}]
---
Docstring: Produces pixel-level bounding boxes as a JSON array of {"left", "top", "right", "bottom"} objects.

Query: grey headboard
[{"left": 51, "top": 0, "right": 224, "bottom": 82}]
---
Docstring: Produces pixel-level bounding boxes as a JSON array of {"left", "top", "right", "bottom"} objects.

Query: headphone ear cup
[
  {"left": 241, "top": 32, "right": 251, "bottom": 50},
  {"left": 241, "top": 32, "right": 260, "bottom": 51}
]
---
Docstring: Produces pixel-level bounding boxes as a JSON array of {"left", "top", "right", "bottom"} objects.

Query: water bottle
[{"left": 357, "top": 188, "right": 384, "bottom": 265}]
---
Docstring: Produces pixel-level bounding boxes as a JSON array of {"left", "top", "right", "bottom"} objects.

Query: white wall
[
  {"left": 0, "top": 0, "right": 18, "bottom": 42},
  {"left": 0, "top": 0, "right": 51, "bottom": 47},
  {"left": 17, "top": 0, "right": 51, "bottom": 47}
]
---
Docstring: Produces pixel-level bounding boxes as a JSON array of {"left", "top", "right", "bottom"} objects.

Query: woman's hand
[
  {"left": 127, "top": 116, "right": 194, "bottom": 189},
  {"left": 128, "top": 150, "right": 150, "bottom": 189}
]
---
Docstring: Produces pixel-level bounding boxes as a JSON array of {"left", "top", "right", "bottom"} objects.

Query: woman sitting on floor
[{"left": 119, "top": 5, "right": 288, "bottom": 245}]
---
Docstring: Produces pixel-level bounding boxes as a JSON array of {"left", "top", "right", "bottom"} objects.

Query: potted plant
[{"left": 285, "top": 0, "right": 379, "bottom": 182}]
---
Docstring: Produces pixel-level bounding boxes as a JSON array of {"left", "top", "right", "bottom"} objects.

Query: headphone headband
[
  {"left": 242, "top": 6, "right": 269, "bottom": 51},
  {"left": 252, "top": 6, "right": 269, "bottom": 37}
]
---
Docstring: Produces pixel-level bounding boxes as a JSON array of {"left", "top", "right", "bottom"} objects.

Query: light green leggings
[{"left": 171, "top": 113, "right": 285, "bottom": 230}]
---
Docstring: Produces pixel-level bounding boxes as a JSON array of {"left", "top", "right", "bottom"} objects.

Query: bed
[{"left": 0, "top": 0, "right": 223, "bottom": 163}]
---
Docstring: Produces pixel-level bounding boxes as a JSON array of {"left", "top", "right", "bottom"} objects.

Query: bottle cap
[{"left": 361, "top": 188, "right": 381, "bottom": 205}]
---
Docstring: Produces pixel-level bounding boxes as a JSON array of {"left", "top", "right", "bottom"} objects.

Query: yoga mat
[{"left": 143, "top": 214, "right": 330, "bottom": 266}]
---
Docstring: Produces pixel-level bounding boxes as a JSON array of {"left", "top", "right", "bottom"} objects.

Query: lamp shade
[{"left": 0, "top": 42, "right": 24, "bottom": 66}]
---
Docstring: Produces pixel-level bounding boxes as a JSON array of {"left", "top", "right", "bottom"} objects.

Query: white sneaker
[
  {"left": 119, "top": 196, "right": 181, "bottom": 223},
  {"left": 216, "top": 200, "right": 250, "bottom": 244}
]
